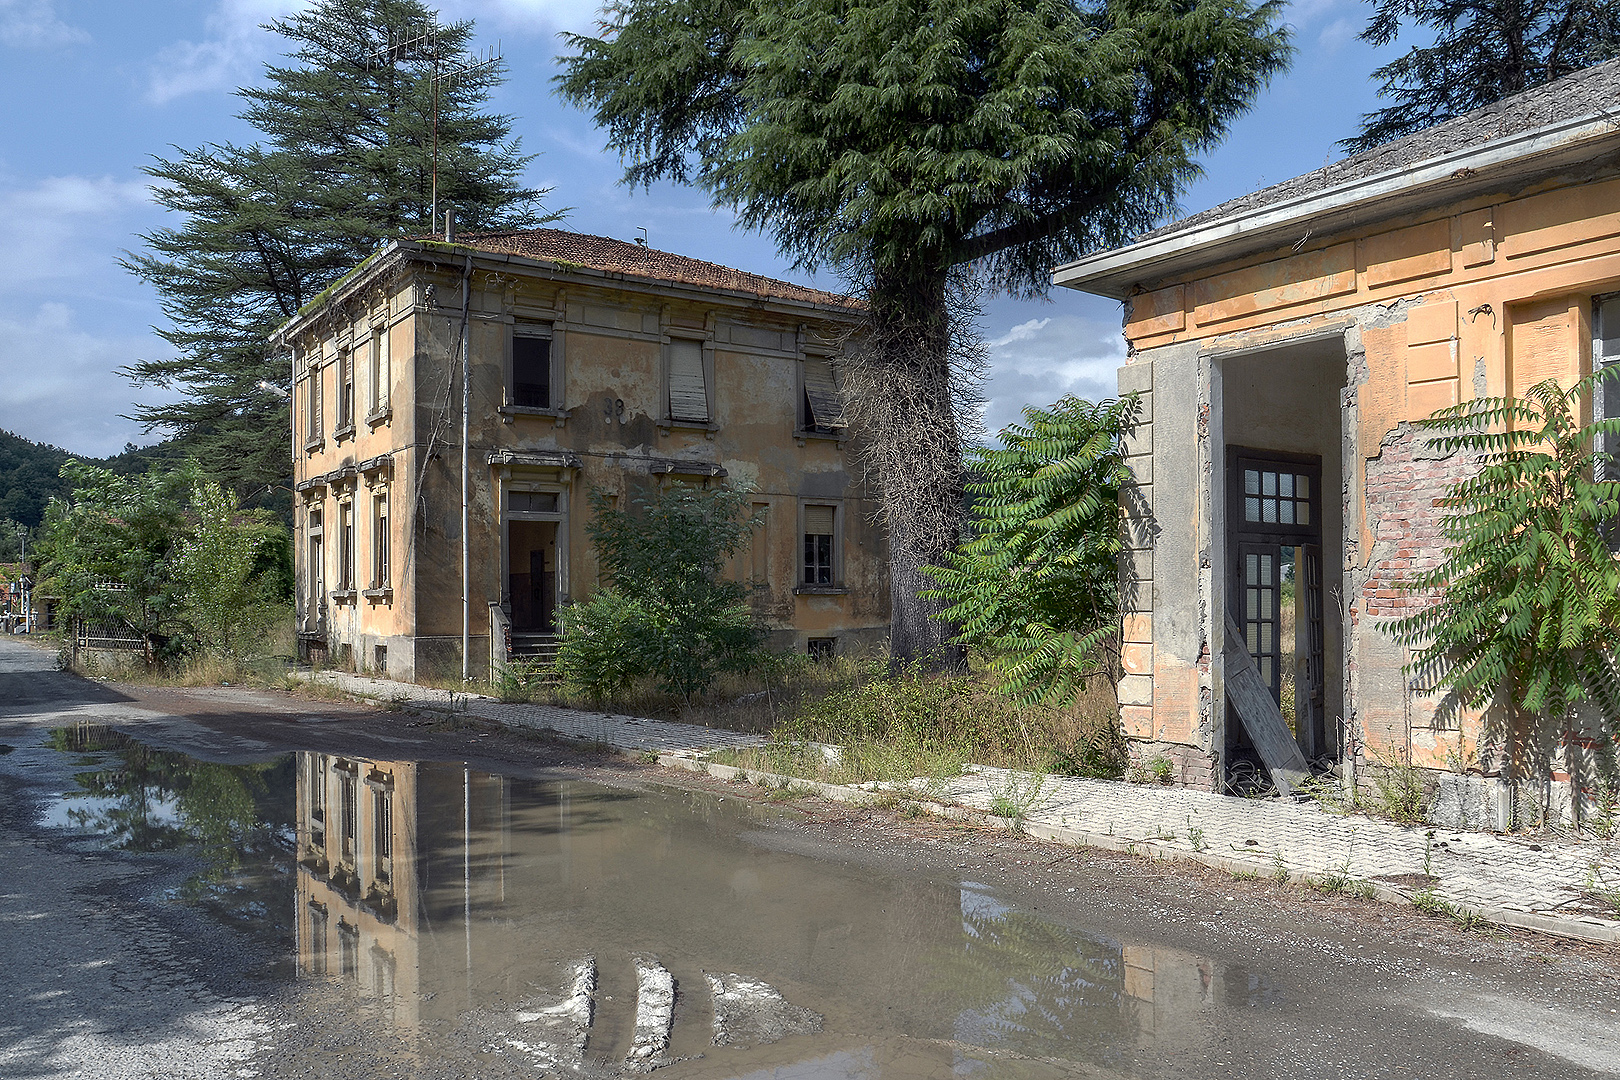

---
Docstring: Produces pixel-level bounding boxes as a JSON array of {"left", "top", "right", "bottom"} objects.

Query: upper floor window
[
  {"left": 368, "top": 325, "right": 390, "bottom": 416},
  {"left": 800, "top": 354, "right": 845, "bottom": 434},
  {"left": 335, "top": 345, "right": 354, "bottom": 431},
  {"left": 304, "top": 354, "right": 323, "bottom": 444},
  {"left": 337, "top": 499, "right": 355, "bottom": 592},
  {"left": 667, "top": 337, "right": 709, "bottom": 422},
  {"left": 511, "top": 325, "right": 552, "bottom": 409}
]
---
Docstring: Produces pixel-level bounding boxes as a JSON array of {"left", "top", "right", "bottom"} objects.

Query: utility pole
[{"left": 371, "top": 24, "right": 502, "bottom": 227}]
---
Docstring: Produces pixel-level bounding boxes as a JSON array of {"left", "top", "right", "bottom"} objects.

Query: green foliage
[
  {"left": 38, "top": 463, "right": 290, "bottom": 661},
  {"left": 559, "top": 0, "right": 1290, "bottom": 665},
  {"left": 123, "top": 0, "right": 556, "bottom": 494},
  {"left": 0, "top": 428, "right": 184, "bottom": 533},
  {"left": 554, "top": 485, "right": 763, "bottom": 699},
  {"left": 558, "top": 0, "right": 1292, "bottom": 297},
  {"left": 170, "top": 482, "right": 288, "bottom": 662},
  {"left": 1389, "top": 375, "right": 1620, "bottom": 745},
  {"left": 923, "top": 394, "right": 1138, "bottom": 706},
  {"left": 1344, "top": 0, "right": 1620, "bottom": 153}
]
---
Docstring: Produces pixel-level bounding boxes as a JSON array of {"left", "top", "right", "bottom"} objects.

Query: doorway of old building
[
  {"left": 1226, "top": 450, "right": 1326, "bottom": 783},
  {"left": 508, "top": 519, "right": 558, "bottom": 632},
  {"left": 1219, "top": 340, "right": 1346, "bottom": 792}
]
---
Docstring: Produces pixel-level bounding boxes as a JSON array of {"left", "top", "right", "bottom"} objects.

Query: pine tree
[
  {"left": 558, "top": 0, "right": 1290, "bottom": 666},
  {"left": 1343, "top": 0, "right": 1620, "bottom": 153},
  {"left": 124, "top": 0, "right": 554, "bottom": 495}
]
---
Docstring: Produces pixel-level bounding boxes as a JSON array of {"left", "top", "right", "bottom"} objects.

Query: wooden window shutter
[
  {"left": 803, "top": 355, "right": 845, "bottom": 430},
  {"left": 668, "top": 339, "right": 708, "bottom": 422},
  {"left": 804, "top": 504, "right": 835, "bottom": 536}
]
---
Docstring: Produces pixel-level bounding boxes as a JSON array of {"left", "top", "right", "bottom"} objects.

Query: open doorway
[
  {"left": 508, "top": 519, "right": 558, "bottom": 632},
  {"left": 1219, "top": 340, "right": 1346, "bottom": 790}
]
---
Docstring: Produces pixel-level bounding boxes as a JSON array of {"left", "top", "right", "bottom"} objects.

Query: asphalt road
[{"left": 3, "top": 636, "right": 1620, "bottom": 1080}]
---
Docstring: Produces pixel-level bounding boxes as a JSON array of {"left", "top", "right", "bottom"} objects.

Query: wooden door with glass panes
[{"left": 1227, "top": 449, "right": 1326, "bottom": 760}]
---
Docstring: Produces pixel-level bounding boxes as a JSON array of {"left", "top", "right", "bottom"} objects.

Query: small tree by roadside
[
  {"left": 923, "top": 395, "right": 1139, "bottom": 707},
  {"left": 554, "top": 485, "right": 764, "bottom": 700},
  {"left": 1389, "top": 374, "right": 1620, "bottom": 825},
  {"left": 39, "top": 462, "right": 290, "bottom": 668}
]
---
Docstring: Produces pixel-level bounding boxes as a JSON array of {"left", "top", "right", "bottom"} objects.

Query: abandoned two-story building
[
  {"left": 272, "top": 229, "right": 887, "bottom": 684},
  {"left": 1056, "top": 59, "right": 1620, "bottom": 823}
]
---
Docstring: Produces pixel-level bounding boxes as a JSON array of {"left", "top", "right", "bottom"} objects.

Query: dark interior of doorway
[
  {"left": 1226, "top": 448, "right": 1326, "bottom": 791},
  {"left": 509, "top": 520, "right": 557, "bottom": 632}
]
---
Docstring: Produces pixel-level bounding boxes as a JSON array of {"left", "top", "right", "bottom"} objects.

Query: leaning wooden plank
[{"left": 1223, "top": 613, "right": 1312, "bottom": 795}]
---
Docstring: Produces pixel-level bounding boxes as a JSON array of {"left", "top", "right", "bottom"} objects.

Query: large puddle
[{"left": 37, "top": 726, "right": 1279, "bottom": 1078}]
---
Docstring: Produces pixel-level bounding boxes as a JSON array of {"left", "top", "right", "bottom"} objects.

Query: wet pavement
[{"left": 4, "top": 638, "right": 1620, "bottom": 1079}]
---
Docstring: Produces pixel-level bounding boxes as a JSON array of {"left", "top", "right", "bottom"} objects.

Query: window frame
[
  {"left": 334, "top": 340, "right": 355, "bottom": 436},
  {"left": 797, "top": 501, "right": 842, "bottom": 591},
  {"left": 663, "top": 333, "right": 714, "bottom": 426},
  {"left": 797, "top": 351, "right": 846, "bottom": 437},
  {"left": 336, "top": 497, "right": 356, "bottom": 595},
  {"left": 303, "top": 349, "right": 324, "bottom": 449},
  {"left": 369, "top": 487, "right": 390, "bottom": 592},
  {"left": 504, "top": 320, "right": 564, "bottom": 415},
  {"left": 366, "top": 320, "right": 391, "bottom": 421},
  {"left": 304, "top": 501, "right": 325, "bottom": 623}
]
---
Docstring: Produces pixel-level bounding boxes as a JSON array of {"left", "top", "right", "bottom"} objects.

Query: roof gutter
[{"left": 1052, "top": 111, "right": 1620, "bottom": 300}]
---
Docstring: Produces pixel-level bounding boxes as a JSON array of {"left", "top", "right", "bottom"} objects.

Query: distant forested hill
[{"left": 0, "top": 429, "right": 181, "bottom": 529}]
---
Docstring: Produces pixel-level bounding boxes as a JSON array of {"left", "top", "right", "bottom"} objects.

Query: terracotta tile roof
[
  {"left": 436, "top": 228, "right": 861, "bottom": 310},
  {"left": 1140, "top": 57, "right": 1620, "bottom": 242}
]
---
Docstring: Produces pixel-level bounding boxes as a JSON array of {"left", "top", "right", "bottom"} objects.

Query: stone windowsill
[
  {"left": 330, "top": 589, "right": 357, "bottom": 604},
  {"left": 794, "top": 427, "right": 848, "bottom": 446},
  {"left": 303, "top": 436, "right": 324, "bottom": 453},
  {"left": 364, "top": 406, "right": 391, "bottom": 427},
  {"left": 499, "top": 404, "right": 569, "bottom": 424},
  {"left": 362, "top": 587, "right": 392, "bottom": 602},
  {"left": 793, "top": 586, "right": 849, "bottom": 596},
  {"left": 332, "top": 423, "right": 356, "bottom": 443},
  {"left": 659, "top": 418, "right": 720, "bottom": 438}
]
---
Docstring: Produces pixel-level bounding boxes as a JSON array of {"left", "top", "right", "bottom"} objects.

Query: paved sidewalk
[{"left": 312, "top": 670, "right": 1620, "bottom": 945}]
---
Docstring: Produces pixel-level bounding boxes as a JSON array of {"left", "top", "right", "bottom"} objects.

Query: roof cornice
[{"left": 1053, "top": 111, "right": 1620, "bottom": 300}]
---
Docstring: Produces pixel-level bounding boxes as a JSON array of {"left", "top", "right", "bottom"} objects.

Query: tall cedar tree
[
  {"left": 558, "top": 0, "right": 1291, "bottom": 666},
  {"left": 124, "top": 0, "right": 552, "bottom": 495},
  {"left": 1344, "top": 0, "right": 1620, "bottom": 153}
]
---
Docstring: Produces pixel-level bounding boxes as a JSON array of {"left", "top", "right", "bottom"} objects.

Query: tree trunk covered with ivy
[{"left": 558, "top": 0, "right": 1292, "bottom": 667}]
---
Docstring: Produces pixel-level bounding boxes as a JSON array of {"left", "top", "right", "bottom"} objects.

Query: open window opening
[
  {"left": 512, "top": 328, "right": 552, "bottom": 409},
  {"left": 801, "top": 354, "right": 846, "bottom": 434}
]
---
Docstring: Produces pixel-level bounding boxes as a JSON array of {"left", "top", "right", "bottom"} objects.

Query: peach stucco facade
[
  {"left": 274, "top": 231, "right": 885, "bottom": 684},
  {"left": 1056, "top": 60, "right": 1620, "bottom": 822}
]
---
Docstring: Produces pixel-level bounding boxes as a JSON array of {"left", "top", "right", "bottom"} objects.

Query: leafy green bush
[
  {"left": 1390, "top": 374, "right": 1620, "bottom": 800},
  {"left": 923, "top": 394, "right": 1139, "bottom": 706},
  {"left": 38, "top": 462, "right": 289, "bottom": 665},
  {"left": 553, "top": 484, "right": 763, "bottom": 699}
]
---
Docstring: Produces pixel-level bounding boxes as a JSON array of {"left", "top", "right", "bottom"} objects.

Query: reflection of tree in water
[
  {"left": 50, "top": 726, "right": 296, "bottom": 942},
  {"left": 927, "top": 906, "right": 1129, "bottom": 1065}
]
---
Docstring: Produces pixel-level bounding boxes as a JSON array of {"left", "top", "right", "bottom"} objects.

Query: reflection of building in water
[{"left": 293, "top": 753, "right": 1259, "bottom": 1071}]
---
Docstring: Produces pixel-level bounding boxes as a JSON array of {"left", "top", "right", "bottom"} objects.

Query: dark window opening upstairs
[{"left": 513, "top": 335, "right": 552, "bottom": 409}]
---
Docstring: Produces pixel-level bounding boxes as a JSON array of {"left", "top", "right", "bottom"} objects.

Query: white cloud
[
  {"left": 0, "top": 175, "right": 152, "bottom": 290},
  {"left": 146, "top": 0, "right": 307, "bottom": 104},
  {"left": 442, "top": 0, "right": 607, "bottom": 36},
  {"left": 979, "top": 312, "right": 1127, "bottom": 441},
  {"left": 1316, "top": 16, "right": 1360, "bottom": 52},
  {"left": 0, "top": 0, "right": 87, "bottom": 48},
  {"left": 0, "top": 303, "right": 173, "bottom": 458}
]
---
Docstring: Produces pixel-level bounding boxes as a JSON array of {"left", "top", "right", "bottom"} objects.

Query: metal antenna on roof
[
  {"left": 635, "top": 227, "right": 648, "bottom": 247},
  {"left": 370, "top": 24, "right": 503, "bottom": 229}
]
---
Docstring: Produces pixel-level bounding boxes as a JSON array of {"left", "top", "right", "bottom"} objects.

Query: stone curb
[
  {"left": 650, "top": 754, "right": 1620, "bottom": 949},
  {"left": 298, "top": 671, "right": 1620, "bottom": 949}
]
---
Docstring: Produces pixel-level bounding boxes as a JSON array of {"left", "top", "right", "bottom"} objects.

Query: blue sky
[{"left": 0, "top": 0, "right": 1401, "bottom": 458}]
